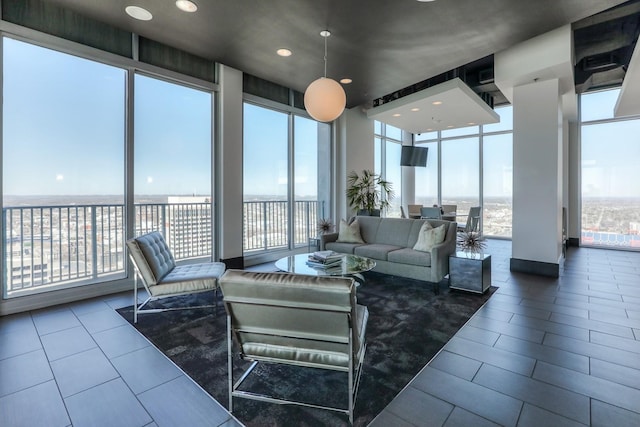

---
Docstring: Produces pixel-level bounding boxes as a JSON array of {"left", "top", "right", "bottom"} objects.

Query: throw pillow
[
  {"left": 413, "top": 223, "right": 446, "bottom": 252},
  {"left": 337, "top": 218, "right": 365, "bottom": 243}
]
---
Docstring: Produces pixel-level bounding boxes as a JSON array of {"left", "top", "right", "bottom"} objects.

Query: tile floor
[{"left": 1, "top": 240, "right": 639, "bottom": 426}]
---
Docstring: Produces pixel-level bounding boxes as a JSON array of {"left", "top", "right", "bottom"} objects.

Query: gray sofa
[{"left": 320, "top": 216, "right": 457, "bottom": 283}]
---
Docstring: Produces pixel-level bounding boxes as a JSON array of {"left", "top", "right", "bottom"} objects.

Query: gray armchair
[
  {"left": 220, "top": 269, "right": 368, "bottom": 424},
  {"left": 126, "top": 231, "right": 226, "bottom": 323}
]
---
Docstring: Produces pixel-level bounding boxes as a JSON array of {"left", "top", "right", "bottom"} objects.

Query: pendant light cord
[{"left": 323, "top": 34, "right": 328, "bottom": 78}]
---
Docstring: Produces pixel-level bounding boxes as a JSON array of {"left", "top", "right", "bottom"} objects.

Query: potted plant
[
  {"left": 346, "top": 169, "right": 394, "bottom": 216},
  {"left": 316, "top": 218, "right": 334, "bottom": 235},
  {"left": 457, "top": 231, "right": 487, "bottom": 255}
]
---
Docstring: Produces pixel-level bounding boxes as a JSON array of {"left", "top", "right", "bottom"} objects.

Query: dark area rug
[{"left": 117, "top": 272, "right": 496, "bottom": 426}]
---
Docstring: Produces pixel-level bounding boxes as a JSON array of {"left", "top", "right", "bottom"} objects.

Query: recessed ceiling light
[
  {"left": 432, "top": 101, "right": 443, "bottom": 105},
  {"left": 468, "top": 122, "right": 476, "bottom": 125},
  {"left": 447, "top": 125, "right": 454, "bottom": 128},
  {"left": 411, "top": 108, "right": 420, "bottom": 112},
  {"left": 276, "top": 48, "right": 292, "bottom": 57},
  {"left": 393, "top": 113, "right": 401, "bottom": 117},
  {"left": 427, "top": 128, "right": 433, "bottom": 131},
  {"left": 176, "top": 0, "right": 198, "bottom": 12},
  {"left": 125, "top": 5, "right": 153, "bottom": 21},
  {"left": 340, "top": 78, "right": 352, "bottom": 84},
  {"left": 417, "top": 0, "right": 436, "bottom": 2}
]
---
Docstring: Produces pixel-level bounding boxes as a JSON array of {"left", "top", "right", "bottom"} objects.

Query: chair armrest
[{"left": 320, "top": 232, "right": 339, "bottom": 250}]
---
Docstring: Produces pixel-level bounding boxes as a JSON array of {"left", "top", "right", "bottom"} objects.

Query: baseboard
[
  {"left": 221, "top": 256, "right": 244, "bottom": 269},
  {"left": 510, "top": 258, "right": 559, "bottom": 278},
  {"left": 568, "top": 237, "right": 580, "bottom": 247}
]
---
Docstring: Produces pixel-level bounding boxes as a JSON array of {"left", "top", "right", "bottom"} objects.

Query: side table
[{"left": 449, "top": 251, "right": 491, "bottom": 294}]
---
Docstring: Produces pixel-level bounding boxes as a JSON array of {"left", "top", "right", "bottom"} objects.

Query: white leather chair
[
  {"left": 126, "top": 231, "right": 226, "bottom": 323},
  {"left": 220, "top": 269, "right": 368, "bottom": 424}
]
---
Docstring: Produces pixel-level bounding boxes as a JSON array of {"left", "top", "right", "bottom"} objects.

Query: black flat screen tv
[{"left": 400, "top": 146, "right": 428, "bottom": 167}]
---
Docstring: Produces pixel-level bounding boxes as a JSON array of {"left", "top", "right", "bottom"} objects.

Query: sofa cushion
[
  {"left": 387, "top": 248, "right": 432, "bottom": 267},
  {"left": 325, "top": 241, "right": 364, "bottom": 254},
  {"left": 373, "top": 218, "right": 415, "bottom": 247},
  {"left": 337, "top": 219, "right": 365, "bottom": 243},
  {"left": 413, "top": 223, "right": 446, "bottom": 252},
  {"left": 151, "top": 262, "right": 225, "bottom": 297},
  {"left": 353, "top": 216, "right": 381, "bottom": 244},
  {"left": 354, "top": 244, "right": 403, "bottom": 261}
]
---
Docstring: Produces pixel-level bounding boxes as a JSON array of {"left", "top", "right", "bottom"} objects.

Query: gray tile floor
[
  {"left": 370, "top": 240, "right": 640, "bottom": 427},
  {"left": 0, "top": 288, "right": 240, "bottom": 427},
  {"left": 1, "top": 240, "right": 639, "bottom": 426}
]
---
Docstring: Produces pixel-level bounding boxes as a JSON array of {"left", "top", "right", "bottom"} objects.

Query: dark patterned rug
[{"left": 117, "top": 272, "right": 496, "bottom": 426}]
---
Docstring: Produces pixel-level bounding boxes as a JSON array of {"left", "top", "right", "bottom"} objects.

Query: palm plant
[{"left": 346, "top": 169, "right": 394, "bottom": 215}]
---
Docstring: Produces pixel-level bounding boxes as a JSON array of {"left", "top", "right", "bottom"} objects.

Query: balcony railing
[{"left": 3, "top": 200, "right": 317, "bottom": 295}]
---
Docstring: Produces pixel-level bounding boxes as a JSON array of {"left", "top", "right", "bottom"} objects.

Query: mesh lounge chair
[
  {"left": 126, "top": 231, "right": 226, "bottom": 323},
  {"left": 407, "top": 204, "right": 423, "bottom": 218},
  {"left": 458, "top": 206, "right": 481, "bottom": 233},
  {"left": 220, "top": 269, "right": 368, "bottom": 424},
  {"left": 420, "top": 206, "right": 442, "bottom": 219}
]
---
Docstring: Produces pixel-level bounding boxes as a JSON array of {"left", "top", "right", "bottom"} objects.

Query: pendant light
[{"left": 304, "top": 30, "right": 346, "bottom": 122}]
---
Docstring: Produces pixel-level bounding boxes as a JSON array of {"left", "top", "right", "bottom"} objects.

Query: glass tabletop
[{"left": 275, "top": 253, "right": 376, "bottom": 277}]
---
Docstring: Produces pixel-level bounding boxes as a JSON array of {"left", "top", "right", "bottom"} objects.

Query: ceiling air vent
[{"left": 583, "top": 52, "right": 618, "bottom": 71}]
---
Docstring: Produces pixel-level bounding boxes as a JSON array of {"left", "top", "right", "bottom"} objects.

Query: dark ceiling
[{"left": 42, "top": 0, "right": 640, "bottom": 108}]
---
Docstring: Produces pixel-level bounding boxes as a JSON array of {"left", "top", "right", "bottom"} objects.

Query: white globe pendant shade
[{"left": 304, "top": 77, "right": 346, "bottom": 122}]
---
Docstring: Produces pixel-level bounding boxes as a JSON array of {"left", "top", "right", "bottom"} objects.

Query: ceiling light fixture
[
  {"left": 411, "top": 108, "right": 420, "bottom": 112},
  {"left": 276, "top": 48, "right": 292, "bottom": 57},
  {"left": 393, "top": 113, "right": 402, "bottom": 117},
  {"left": 432, "top": 101, "right": 443, "bottom": 105},
  {"left": 175, "top": 1, "right": 198, "bottom": 12},
  {"left": 125, "top": 5, "right": 153, "bottom": 21},
  {"left": 340, "top": 78, "right": 352, "bottom": 84},
  {"left": 304, "top": 30, "right": 346, "bottom": 122}
]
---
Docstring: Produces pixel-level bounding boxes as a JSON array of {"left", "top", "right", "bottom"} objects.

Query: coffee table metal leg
[{"left": 352, "top": 273, "right": 365, "bottom": 287}]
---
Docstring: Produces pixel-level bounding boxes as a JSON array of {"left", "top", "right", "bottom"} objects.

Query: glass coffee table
[{"left": 275, "top": 253, "right": 376, "bottom": 285}]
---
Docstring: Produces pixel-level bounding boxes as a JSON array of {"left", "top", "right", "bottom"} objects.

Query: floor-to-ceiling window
[
  {"left": 2, "top": 36, "right": 216, "bottom": 299},
  {"left": 580, "top": 88, "right": 640, "bottom": 248},
  {"left": 243, "top": 103, "right": 289, "bottom": 252},
  {"left": 2, "top": 38, "right": 126, "bottom": 296},
  {"left": 242, "top": 102, "right": 326, "bottom": 255},
  {"left": 415, "top": 133, "right": 439, "bottom": 208},
  {"left": 482, "top": 106, "right": 513, "bottom": 237},
  {"left": 294, "top": 116, "right": 319, "bottom": 246},
  {"left": 134, "top": 74, "right": 213, "bottom": 259},
  {"left": 374, "top": 122, "right": 403, "bottom": 217},
  {"left": 408, "top": 105, "right": 513, "bottom": 236},
  {"left": 441, "top": 135, "right": 480, "bottom": 216}
]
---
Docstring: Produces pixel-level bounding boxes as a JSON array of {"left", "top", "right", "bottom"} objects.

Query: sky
[{"left": 2, "top": 37, "right": 638, "bottom": 203}]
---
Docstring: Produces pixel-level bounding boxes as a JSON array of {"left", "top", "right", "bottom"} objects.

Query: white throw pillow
[
  {"left": 413, "top": 223, "right": 446, "bottom": 252},
  {"left": 337, "top": 218, "right": 365, "bottom": 243}
]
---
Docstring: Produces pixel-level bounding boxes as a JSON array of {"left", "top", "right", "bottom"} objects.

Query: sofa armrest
[
  {"left": 320, "top": 232, "right": 339, "bottom": 250},
  {"left": 429, "top": 222, "right": 458, "bottom": 282}
]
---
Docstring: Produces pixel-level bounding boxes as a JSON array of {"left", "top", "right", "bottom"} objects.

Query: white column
[
  {"left": 511, "top": 78, "right": 563, "bottom": 275},
  {"left": 217, "top": 64, "right": 244, "bottom": 268},
  {"left": 335, "top": 107, "right": 375, "bottom": 220}
]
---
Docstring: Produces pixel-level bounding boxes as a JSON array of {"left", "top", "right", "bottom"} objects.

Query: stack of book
[{"left": 306, "top": 250, "right": 343, "bottom": 269}]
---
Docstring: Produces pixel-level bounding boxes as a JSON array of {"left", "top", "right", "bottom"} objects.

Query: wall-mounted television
[{"left": 400, "top": 146, "right": 428, "bottom": 167}]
